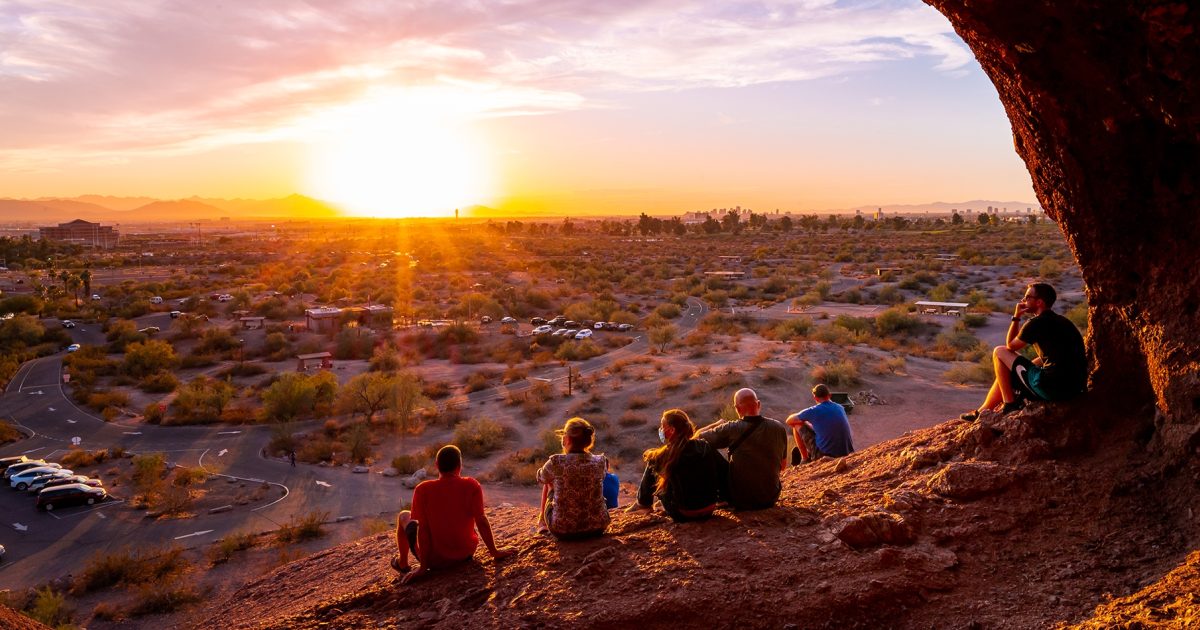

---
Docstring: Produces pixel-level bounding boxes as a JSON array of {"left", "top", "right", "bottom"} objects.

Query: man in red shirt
[{"left": 394, "top": 445, "right": 513, "bottom": 584}]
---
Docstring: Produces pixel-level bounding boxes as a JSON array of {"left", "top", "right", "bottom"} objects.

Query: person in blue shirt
[{"left": 786, "top": 384, "right": 855, "bottom": 463}]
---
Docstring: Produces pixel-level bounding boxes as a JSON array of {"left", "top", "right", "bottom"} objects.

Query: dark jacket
[{"left": 637, "top": 438, "right": 729, "bottom": 522}]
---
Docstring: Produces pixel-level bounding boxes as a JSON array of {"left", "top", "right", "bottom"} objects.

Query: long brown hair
[{"left": 643, "top": 409, "right": 696, "bottom": 495}]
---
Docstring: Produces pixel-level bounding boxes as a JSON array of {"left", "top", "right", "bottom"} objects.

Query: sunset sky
[{"left": 0, "top": 1, "right": 1037, "bottom": 218}]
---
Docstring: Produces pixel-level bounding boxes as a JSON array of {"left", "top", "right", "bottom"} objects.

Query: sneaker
[
  {"left": 1001, "top": 400, "right": 1025, "bottom": 414},
  {"left": 959, "top": 410, "right": 981, "bottom": 422}
]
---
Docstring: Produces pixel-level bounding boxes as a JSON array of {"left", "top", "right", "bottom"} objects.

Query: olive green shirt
[{"left": 698, "top": 415, "right": 788, "bottom": 509}]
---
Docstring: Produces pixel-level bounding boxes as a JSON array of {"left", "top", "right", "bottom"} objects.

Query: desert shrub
[
  {"left": 92, "top": 601, "right": 123, "bottom": 622},
  {"left": 962, "top": 313, "right": 988, "bottom": 327},
  {"left": 27, "top": 587, "right": 73, "bottom": 627},
  {"left": 809, "top": 323, "right": 858, "bottom": 345},
  {"left": 209, "top": 532, "right": 256, "bottom": 565},
  {"left": 218, "top": 362, "right": 268, "bottom": 378},
  {"left": 180, "top": 353, "right": 218, "bottom": 368},
  {"left": 122, "top": 339, "right": 178, "bottom": 378},
  {"left": 276, "top": 510, "right": 329, "bottom": 544},
  {"left": 464, "top": 371, "right": 494, "bottom": 393},
  {"left": 452, "top": 417, "right": 510, "bottom": 457},
  {"left": 86, "top": 389, "right": 130, "bottom": 413},
  {"left": 767, "top": 317, "right": 812, "bottom": 341},
  {"left": 935, "top": 328, "right": 985, "bottom": 353},
  {"left": 61, "top": 448, "right": 108, "bottom": 469},
  {"left": 555, "top": 339, "right": 604, "bottom": 361},
  {"left": 139, "top": 370, "right": 179, "bottom": 393},
  {"left": 488, "top": 430, "right": 561, "bottom": 485},
  {"left": 391, "top": 454, "right": 425, "bottom": 474},
  {"left": 833, "top": 315, "right": 872, "bottom": 334},
  {"left": 128, "top": 582, "right": 204, "bottom": 617},
  {"left": 422, "top": 380, "right": 452, "bottom": 399},
  {"left": 944, "top": 357, "right": 994, "bottom": 384},
  {"left": 0, "top": 421, "right": 22, "bottom": 444},
  {"left": 1065, "top": 301, "right": 1089, "bottom": 332},
  {"left": 74, "top": 547, "right": 188, "bottom": 593},
  {"left": 502, "top": 365, "right": 528, "bottom": 384},
  {"left": 143, "top": 401, "right": 166, "bottom": 424},
  {"left": 131, "top": 453, "right": 167, "bottom": 495},
  {"left": 297, "top": 435, "right": 337, "bottom": 463},
  {"left": 874, "top": 307, "right": 922, "bottom": 336},
  {"left": 810, "top": 360, "right": 861, "bottom": 387},
  {"left": 346, "top": 422, "right": 372, "bottom": 463},
  {"left": 172, "top": 467, "right": 207, "bottom": 487},
  {"left": 627, "top": 396, "right": 650, "bottom": 410},
  {"left": 876, "top": 356, "right": 907, "bottom": 375},
  {"left": 618, "top": 411, "right": 647, "bottom": 427},
  {"left": 654, "top": 303, "right": 681, "bottom": 319}
]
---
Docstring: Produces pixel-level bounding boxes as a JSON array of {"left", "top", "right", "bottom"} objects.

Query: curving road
[{"left": 0, "top": 297, "right": 709, "bottom": 587}]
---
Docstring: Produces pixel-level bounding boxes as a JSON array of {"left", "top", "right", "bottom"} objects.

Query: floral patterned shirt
[{"left": 537, "top": 453, "right": 611, "bottom": 536}]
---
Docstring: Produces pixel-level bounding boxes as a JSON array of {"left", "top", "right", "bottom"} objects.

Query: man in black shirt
[{"left": 961, "top": 282, "right": 1086, "bottom": 421}]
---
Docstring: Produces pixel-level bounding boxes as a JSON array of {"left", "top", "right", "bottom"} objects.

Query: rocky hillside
[{"left": 192, "top": 401, "right": 1199, "bottom": 629}]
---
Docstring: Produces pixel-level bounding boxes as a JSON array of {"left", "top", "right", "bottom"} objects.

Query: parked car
[
  {"left": 500, "top": 316, "right": 517, "bottom": 325},
  {"left": 169, "top": 310, "right": 182, "bottom": 318},
  {"left": 548, "top": 316, "right": 566, "bottom": 326},
  {"left": 11, "top": 467, "right": 72, "bottom": 491},
  {"left": 3, "top": 460, "right": 50, "bottom": 480},
  {"left": 0, "top": 544, "right": 5, "bottom": 561},
  {"left": 574, "top": 329, "right": 593, "bottom": 340},
  {"left": 593, "top": 321, "right": 606, "bottom": 329},
  {"left": 149, "top": 296, "right": 163, "bottom": 304},
  {"left": 564, "top": 320, "right": 580, "bottom": 329},
  {"left": 39, "top": 476, "right": 103, "bottom": 492},
  {"left": 552, "top": 328, "right": 571, "bottom": 337},
  {"left": 36, "top": 484, "right": 107, "bottom": 511},
  {"left": 138, "top": 326, "right": 160, "bottom": 335},
  {"left": 0, "top": 455, "right": 30, "bottom": 474},
  {"left": 66, "top": 343, "right": 81, "bottom": 353},
  {"left": 618, "top": 323, "right": 634, "bottom": 331},
  {"left": 530, "top": 317, "right": 547, "bottom": 326},
  {"left": 91, "top": 294, "right": 101, "bottom": 300},
  {"left": 480, "top": 315, "right": 492, "bottom": 324},
  {"left": 24, "top": 471, "right": 74, "bottom": 493},
  {"left": 532, "top": 325, "right": 553, "bottom": 335},
  {"left": 62, "top": 319, "right": 76, "bottom": 328}
]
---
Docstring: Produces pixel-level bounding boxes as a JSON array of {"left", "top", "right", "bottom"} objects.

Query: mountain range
[{"left": 0, "top": 194, "right": 344, "bottom": 224}]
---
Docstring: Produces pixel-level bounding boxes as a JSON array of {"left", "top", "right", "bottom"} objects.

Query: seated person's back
[
  {"left": 537, "top": 418, "right": 611, "bottom": 537},
  {"left": 788, "top": 385, "right": 855, "bottom": 460},
  {"left": 411, "top": 473, "right": 483, "bottom": 568},
  {"left": 698, "top": 389, "right": 788, "bottom": 510},
  {"left": 635, "top": 409, "right": 729, "bottom": 521}
]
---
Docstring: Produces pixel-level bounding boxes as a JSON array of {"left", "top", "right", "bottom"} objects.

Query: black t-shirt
[{"left": 1018, "top": 310, "right": 1087, "bottom": 387}]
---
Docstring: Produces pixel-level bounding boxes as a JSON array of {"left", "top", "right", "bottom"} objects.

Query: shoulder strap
[{"left": 727, "top": 418, "right": 763, "bottom": 454}]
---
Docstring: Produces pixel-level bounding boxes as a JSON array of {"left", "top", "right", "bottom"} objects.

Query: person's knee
[
  {"left": 397, "top": 510, "right": 412, "bottom": 527},
  {"left": 992, "top": 345, "right": 1007, "bottom": 358}
]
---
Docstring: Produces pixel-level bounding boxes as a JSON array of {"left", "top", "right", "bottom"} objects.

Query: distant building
[
  {"left": 305, "top": 306, "right": 342, "bottom": 333},
  {"left": 39, "top": 219, "right": 119, "bottom": 248}
]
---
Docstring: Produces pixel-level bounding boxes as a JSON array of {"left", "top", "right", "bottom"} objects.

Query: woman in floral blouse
[{"left": 536, "top": 417, "right": 611, "bottom": 539}]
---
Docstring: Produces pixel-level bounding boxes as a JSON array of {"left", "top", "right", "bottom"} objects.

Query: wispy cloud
[{"left": 0, "top": 0, "right": 970, "bottom": 163}]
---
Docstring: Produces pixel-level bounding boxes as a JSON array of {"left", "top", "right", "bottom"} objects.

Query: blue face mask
[{"left": 658, "top": 428, "right": 667, "bottom": 444}]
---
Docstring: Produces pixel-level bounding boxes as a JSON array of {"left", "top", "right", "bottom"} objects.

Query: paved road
[{"left": 0, "top": 298, "right": 710, "bottom": 588}]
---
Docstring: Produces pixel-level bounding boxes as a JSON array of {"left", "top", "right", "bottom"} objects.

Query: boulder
[
  {"left": 927, "top": 461, "right": 1016, "bottom": 501},
  {"left": 381, "top": 467, "right": 400, "bottom": 477},
  {"left": 402, "top": 468, "right": 429, "bottom": 489},
  {"left": 835, "top": 512, "right": 915, "bottom": 549},
  {"left": 352, "top": 465, "right": 370, "bottom": 474}
]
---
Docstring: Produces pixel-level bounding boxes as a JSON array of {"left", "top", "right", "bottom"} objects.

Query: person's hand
[
  {"left": 490, "top": 547, "right": 515, "bottom": 561},
  {"left": 400, "top": 564, "right": 426, "bottom": 585}
]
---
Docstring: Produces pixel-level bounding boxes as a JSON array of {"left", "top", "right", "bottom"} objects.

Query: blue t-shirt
[{"left": 796, "top": 400, "right": 855, "bottom": 457}]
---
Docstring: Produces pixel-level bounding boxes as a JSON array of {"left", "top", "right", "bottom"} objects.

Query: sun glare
[{"left": 305, "top": 90, "right": 495, "bottom": 218}]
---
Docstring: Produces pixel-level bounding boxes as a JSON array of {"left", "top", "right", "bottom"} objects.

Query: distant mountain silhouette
[
  {"left": 0, "top": 194, "right": 345, "bottom": 223},
  {"left": 842, "top": 199, "right": 1042, "bottom": 215}
]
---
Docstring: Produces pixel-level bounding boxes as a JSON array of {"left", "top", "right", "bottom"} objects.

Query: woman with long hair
[
  {"left": 536, "top": 417, "right": 611, "bottom": 538},
  {"left": 627, "top": 409, "right": 729, "bottom": 522}
]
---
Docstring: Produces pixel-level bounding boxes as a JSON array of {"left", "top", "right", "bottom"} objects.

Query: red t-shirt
[{"left": 410, "top": 475, "right": 484, "bottom": 568}]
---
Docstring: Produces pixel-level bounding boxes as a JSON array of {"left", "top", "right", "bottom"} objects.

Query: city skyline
[{"left": 1, "top": 1, "right": 1037, "bottom": 218}]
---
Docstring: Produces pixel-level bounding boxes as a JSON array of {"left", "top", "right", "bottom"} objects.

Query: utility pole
[{"left": 567, "top": 366, "right": 579, "bottom": 395}]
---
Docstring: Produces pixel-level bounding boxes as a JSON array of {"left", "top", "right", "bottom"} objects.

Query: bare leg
[
  {"left": 395, "top": 510, "right": 415, "bottom": 569},
  {"left": 993, "top": 346, "right": 1020, "bottom": 404},
  {"left": 537, "top": 484, "right": 550, "bottom": 532}
]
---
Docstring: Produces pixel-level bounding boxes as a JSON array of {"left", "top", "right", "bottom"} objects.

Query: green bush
[
  {"left": 128, "top": 582, "right": 204, "bottom": 617},
  {"left": 874, "top": 307, "right": 921, "bottom": 336},
  {"left": 962, "top": 313, "right": 988, "bottom": 328},
  {"left": 139, "top": 370, "right": 179, "bottom": 393},
  {"left": 276, "top": 510, "right": 329, "bottom": 544},
  {"left": 944, "top": 359, "right": 994, "bottom": 385},
  {"left": 452, "top": 417, "right": 510, "bottom": 457},
  {"left": 391, "top": 454, "right": 425, "bottom": 475},
  {"left": 74, "top": 547, "right": 188, "bottom": 593},
  {"left": 810, "top": 360, "right": 861, "bottom": 387},
  {"left": 208, "top": 532, "right": 256, "bottom": 565},
  {"left": 27, "top": 587, "right": 73, "bottom": 627}
]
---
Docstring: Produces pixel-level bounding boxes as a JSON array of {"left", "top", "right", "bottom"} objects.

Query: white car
[
  {"left": 24, "top": 471, "right": 74, "bottom": 493},
  {"left": 62, "top": 320, "right": 76, "bottom": 328},
  {"left": 500, "top": 316, "right": 517, "bottom": 324},
  {"left": 11, "top": 466, "right": 72, "bottom": 491},
  {"left": 594, "top": 321, "right": 605, "bottom": 329},
  {"left": 574, "top": 329, "right": 593, "bottom": 340},
  {"left": 66, "top": 343, "right": 81, "bottom": 353},
  {"left": 552, "top": 328, "right": 571, "bottom": 337},
  {"left": 532, "top": 325, "right": 553, "bottom": 335},
  {"left": 149, "top": 296, "right": 163, "bottom": 304},
  {"left": 91, "top": 294, "right": 101, "bottom": 300},
  {"left": 618, "top": 323, "right": 634, "bottom": 331}
]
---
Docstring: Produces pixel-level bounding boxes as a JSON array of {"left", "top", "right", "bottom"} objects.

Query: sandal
[
  {"left": 390, "top": 556, "right": 411, "bottom": 574},
  {"left": 959, "top": 410, "right": 981, "bottom": 422}
]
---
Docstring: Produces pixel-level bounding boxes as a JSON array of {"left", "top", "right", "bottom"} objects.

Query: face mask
[{"left": 657, "top": 428, "right": 666, "bottom": 444}]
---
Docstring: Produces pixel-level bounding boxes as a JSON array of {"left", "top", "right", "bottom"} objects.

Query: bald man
[{"left": 697, "top": 388, "right": 789, "bottom": 510}]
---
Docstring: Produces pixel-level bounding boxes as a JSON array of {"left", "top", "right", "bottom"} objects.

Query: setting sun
[{"left": 304, "top": 90, "right": 495, "bottom": 218}]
